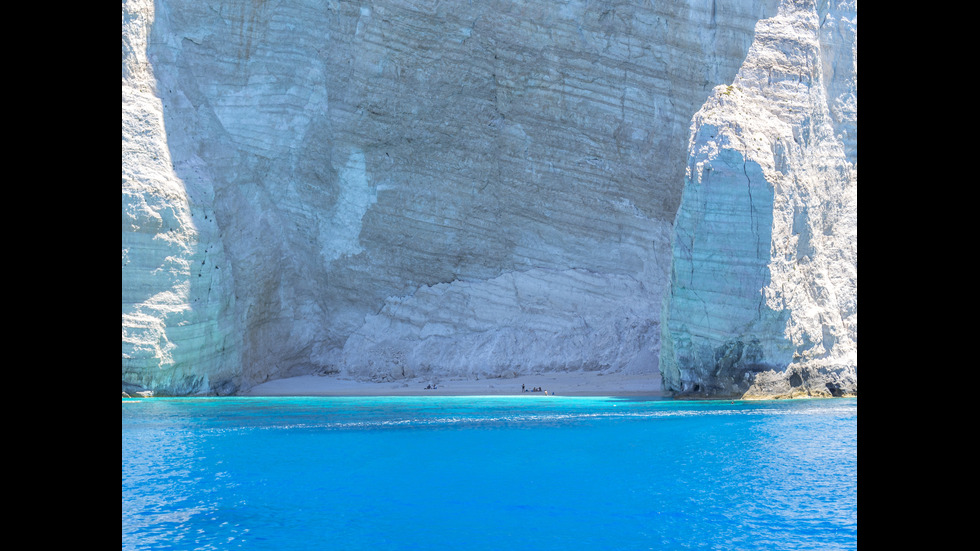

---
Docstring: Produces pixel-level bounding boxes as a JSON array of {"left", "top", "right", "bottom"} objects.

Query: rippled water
[{"left": 122, "top": 396, "right": 857, "bottom": 550}]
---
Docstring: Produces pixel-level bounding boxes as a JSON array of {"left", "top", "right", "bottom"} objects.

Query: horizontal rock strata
[{"left": 121, "top": 0, "right": 855, "bottom": 398}]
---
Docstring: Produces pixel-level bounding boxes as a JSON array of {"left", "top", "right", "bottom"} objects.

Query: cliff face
[
  {"left": 660, "top": 0, "right": 857, "bottom": 398},
  {"left": 121, "top": 0, "right": 855, "bottom": 397},
  {"left": 123, "top": 0, "right": 240, "bottom": 395}
]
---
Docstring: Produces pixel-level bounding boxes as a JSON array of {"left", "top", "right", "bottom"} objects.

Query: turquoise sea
[{"left": 122, "top": 395, "right": 857, "bottom": 550}]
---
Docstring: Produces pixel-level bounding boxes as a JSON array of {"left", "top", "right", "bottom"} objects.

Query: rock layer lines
[{"left": 121, "top": 0, "right": 855, "bottom": 398}]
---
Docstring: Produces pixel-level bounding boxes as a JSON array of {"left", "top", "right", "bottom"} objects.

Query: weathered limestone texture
[
  {"left": 123, "top": 0, "right": 240, "bottom": 395},
  {"left": 121, "top": 0, "right": 854, "bottom": 397},
  {"left": 660, "top": 0, "right": 857, "bottom": 398}
]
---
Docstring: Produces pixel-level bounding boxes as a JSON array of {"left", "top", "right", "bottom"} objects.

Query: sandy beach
[{"left": 244, "top": 371, "right": 664, "bottom": 397}]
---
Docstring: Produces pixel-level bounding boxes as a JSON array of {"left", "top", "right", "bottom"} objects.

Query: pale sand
[{"left": 243, "top": 371, "right": 664, "bottom": 397}]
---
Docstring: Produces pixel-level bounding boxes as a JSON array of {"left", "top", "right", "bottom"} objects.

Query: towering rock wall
[
  {"left": 660, "top": 0, "right": 857, "bottom": 398},
  {"left": 123, "top": 0, "right": 240, "bottom": 395},
  {"left": 121, "top": 0, "right": 854, "bottom": 398}
]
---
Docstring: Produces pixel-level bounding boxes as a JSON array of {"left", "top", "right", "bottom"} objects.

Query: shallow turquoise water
[{"left": 122, "top": 396, "right": 857, "bottom": 550}]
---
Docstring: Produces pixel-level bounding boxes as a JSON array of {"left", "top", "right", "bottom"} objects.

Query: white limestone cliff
[
  {"left": 660, "top": 0, "right": 856, "bottom": 397},
  {"left": 121, "top": 0, "right": 855, "bottom": 398},
  {"left": 123, "top": 0, "right": 240, "bottom": 395}
]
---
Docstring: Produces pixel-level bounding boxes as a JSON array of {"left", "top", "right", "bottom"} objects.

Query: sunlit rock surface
[
  {"left": 660, "top": 0, "right": 857, "bottom": 398},
  {"left": 122, "top": 0, "right": 240, "bottom": 395},
  {"left": 121, "top": 0, "right": 854, "bottom": 398}
]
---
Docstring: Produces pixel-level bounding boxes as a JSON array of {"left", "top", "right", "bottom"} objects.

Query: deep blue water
[{"left": 122, "top": 395, "right": 857, "bottom": 550}]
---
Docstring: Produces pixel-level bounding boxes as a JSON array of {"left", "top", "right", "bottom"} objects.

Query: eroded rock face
[
  {"left": 121, "top": 0, "right": 854, "bottom": 398},
  {"left": 122, "top": 0, "right": 240, "bottom": 395},
  {"left": 660, "top": 0, "right": 857, "bottom": 398}
]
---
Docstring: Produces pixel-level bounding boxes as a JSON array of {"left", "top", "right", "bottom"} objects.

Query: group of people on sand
[{"left": 419, "top": 382, "right": 556, "bottom": 394}]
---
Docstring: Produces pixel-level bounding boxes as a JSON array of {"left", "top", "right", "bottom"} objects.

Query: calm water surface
[{"left": 122, "top": 396, "right": 857, "bottom": 550}]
